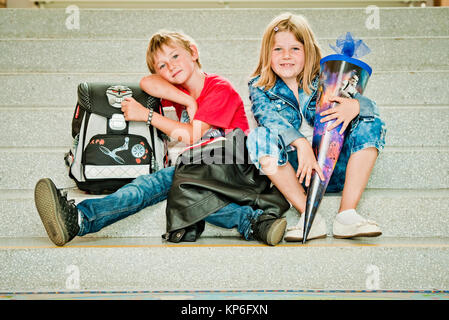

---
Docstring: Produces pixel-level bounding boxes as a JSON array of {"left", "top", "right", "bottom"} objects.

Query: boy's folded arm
[
  {"left": 151, "top": 112, "right": 211, "bottom": 145},
  {"left": 250, "top": 85, "right": 305, "bottom": 146},
  {"left": 140, "top": 74, "right": 196, "bottom": 110}
]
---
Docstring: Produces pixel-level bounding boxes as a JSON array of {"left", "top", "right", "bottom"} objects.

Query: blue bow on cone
[{"left": 329, "top": 32, "right": 371, "bottom": 59}]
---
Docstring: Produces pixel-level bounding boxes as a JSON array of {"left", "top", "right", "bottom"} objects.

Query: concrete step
[
  {"left": 2, "top": 71, "right": 447, "bottom": 107},
  {"left": 1, "top": 188, "right": 448, "bottom": 238},
  {"left": 1, "top": 236, "right": 448, "bottom": 291},
  {"left": 1, "top": 147, "right": 447, "bottom": 190},
  {"left": 1, "top": 37, "right": 447, "bottom": 73},
  {"left": 3, "top": 289, "right": 448, "bottom": 300},
  {"left": 1, "top": 8, "right": 447, "bottom": 39},
  {"left": 1, "top": 105, "right": 447, "bottom": 148}
]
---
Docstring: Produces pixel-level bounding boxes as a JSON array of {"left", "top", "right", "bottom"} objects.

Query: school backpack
[{"left": 65, "top": 82, "right": 168, "bottom": 194}]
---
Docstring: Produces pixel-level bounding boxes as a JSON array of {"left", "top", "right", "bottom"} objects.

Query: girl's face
[
  {"left": 153, "top": 43, "right": 199, "bottom": 85},
  {"left": 270, "top": 31, "right": 305, "bottom": 85}
]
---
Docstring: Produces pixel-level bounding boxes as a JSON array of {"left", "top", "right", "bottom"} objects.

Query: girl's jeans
[
  {"left": 247, "top": 115, "right": 386, "bottom": 193},
  {"left": 76, "top": 166, "right": 262, "bottom": 240}
]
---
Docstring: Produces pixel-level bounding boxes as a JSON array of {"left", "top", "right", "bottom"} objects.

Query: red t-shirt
[{"left": 161, "top": 73, "right": 249, "bottom": 133}]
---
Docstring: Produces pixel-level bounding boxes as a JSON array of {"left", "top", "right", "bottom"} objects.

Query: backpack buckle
[{"left": 109, "top": 113, "right": 126, "bottom": 131}]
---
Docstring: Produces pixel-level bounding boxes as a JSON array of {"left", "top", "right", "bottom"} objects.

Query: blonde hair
[
  {"left": 146, "top": 30, "right": 201, "bottom": 74},
  {"left": 252, "top": 13, "right": 322, "bottom": 95}
]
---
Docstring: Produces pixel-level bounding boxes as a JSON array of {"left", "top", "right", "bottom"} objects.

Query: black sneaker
[
  {"left": 251, "top": 214, "right": 287, "bottom": 246},
  {"left": 34, "top": 178, "right": 80, "bottom": 246}
]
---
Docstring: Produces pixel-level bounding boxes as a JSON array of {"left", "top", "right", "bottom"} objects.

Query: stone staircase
[{"left": 0, "top": 7, "right": 448, "bottom": 293}]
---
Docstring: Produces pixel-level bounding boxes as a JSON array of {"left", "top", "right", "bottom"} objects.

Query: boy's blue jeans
[{"left": 76, "top": 166, "right": 262, "bottom": 240}]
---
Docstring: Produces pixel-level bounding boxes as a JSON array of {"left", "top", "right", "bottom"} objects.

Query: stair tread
[
  {"left": 1, "top": 38, "right": 448, "bottom": 74},
  {"left": 1, "top": 236, "right": 449, "bottom": 249},
  {"left": 1, "top": 8, "right": 448, "bottom": 39}
]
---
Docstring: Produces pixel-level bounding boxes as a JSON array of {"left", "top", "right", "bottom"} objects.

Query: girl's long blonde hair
[{"left": 252, "top": 13, "right": 322, "bottom": 95}]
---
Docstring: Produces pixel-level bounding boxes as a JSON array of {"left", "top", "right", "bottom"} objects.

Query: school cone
[
  {"left": 302, "top": 171, "right": 327, "bottom": 243},
  {"left": 302, "top": 32, "right": 372, "bottom": 243}
]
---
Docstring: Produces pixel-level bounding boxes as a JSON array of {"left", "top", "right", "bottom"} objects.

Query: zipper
[
  {"left": 270, "top": 89, "right": 315, "bottom": 124},
  {"left": 269, "top": 91, "right": 297, "bottom": 110}
]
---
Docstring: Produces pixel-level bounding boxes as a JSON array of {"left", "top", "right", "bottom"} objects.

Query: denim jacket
[{"left": 248, "top": 75, "right": 380, "bottom": 147}]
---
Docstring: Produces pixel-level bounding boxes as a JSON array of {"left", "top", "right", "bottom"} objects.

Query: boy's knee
[{"left": 129, "top": 174, "right": 147, "bottom": 187}]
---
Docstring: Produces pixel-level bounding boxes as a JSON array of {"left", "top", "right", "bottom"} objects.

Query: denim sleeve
[
  {"left": 249, "top": 83, "right": 304, "bottom": 146},
  {"left": 353, "top": 92, "right": 379, "bottom": 119}
]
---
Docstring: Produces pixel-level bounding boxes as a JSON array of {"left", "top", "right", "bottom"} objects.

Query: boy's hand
[
  {"left": 320, "top": 96, "right": 360, "bottom": 134},
  {"left": 292, "top": 138, "right": 325, "bottom": 187},
  {"left": 185, "top": 100, "right": 198, "bottom": 123},
  {"left": 121, "top": 97, "right": 149, "bottom": 122}
]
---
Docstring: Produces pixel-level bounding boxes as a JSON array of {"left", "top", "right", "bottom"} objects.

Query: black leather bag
[{"left": 163, "top": 129, "right": 290, "bottom": 242}]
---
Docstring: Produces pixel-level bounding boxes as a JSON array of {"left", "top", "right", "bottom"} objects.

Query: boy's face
[
  {"left": 153, "top": 43, "right": 199, "bottom": 85},
  {"left": 270, "top": 31, "right": 305, "bottom": 85}
]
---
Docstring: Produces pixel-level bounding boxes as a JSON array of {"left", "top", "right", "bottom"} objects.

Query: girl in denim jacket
[{"left": 246, "top": 13, "right": 386, "bottom": 241}]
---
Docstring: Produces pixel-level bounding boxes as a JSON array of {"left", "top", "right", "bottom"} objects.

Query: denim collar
[
  {"left": 266, "top": 77, "right": 298, "bottom": 108},
  {"left": 266, "top": 75, "right": 319, "bottom": 109}
]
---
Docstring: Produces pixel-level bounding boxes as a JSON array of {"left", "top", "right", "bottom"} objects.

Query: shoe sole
[
  {"left": 284, "top": 233, "right": 327, "bottom": 242},
  {"left": 34, "top": 178, "right": 68, "bottom": 246},
  {"left": 333, "top": 231, "right": 382, "bottom": 239},
  {"left": 266, "top": 219, "right": 287, "bottom": 246}
]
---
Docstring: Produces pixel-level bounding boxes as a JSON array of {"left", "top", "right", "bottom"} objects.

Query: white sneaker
[
  {"left": 284, "top": 213, "right": 327, "bottom": 242},
  {"left": 332, "top": 209, "right": 382, "bottom": 239}
]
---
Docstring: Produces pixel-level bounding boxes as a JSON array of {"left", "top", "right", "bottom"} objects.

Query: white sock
[{"left": 336, "top": 209, "right": 365, "bottom": 225}]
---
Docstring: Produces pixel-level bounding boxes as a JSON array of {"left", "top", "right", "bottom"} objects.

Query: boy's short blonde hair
[
  {"left": 146, "top": 30, "right": 201, "bottom": 74},
  {"left": 252, "top": 13, "right": 322, "bottom": 95}
]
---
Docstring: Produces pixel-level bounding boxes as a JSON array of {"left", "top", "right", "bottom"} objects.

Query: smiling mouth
[
  {"left": 172, "top": 70, "right": 182, "bottom": 78},
  {"left": 280, "top": 63, "right": 295, "bottom": 67}
]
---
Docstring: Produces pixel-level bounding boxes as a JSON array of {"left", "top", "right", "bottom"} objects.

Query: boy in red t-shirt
[{"left": 34, "top": 31, "right": 287, "bottom": 247}]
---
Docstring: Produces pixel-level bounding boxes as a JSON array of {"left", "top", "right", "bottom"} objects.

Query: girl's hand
[
  {"left": 292, "top": 138, "right": 325, "bottom": 187},
  {"left": 121, "top": 97, "right": 149, "bottom": 122},
  {"left": 320, "top": 96, "right": 360, "bottom": 134}
]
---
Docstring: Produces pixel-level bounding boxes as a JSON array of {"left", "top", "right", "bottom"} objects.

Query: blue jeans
[
  {"left": 77, "top": 166, "right": 262, "bottom": 240},
  {"left": 247, "top": 115, "right": 386, "bottom": 193}
]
